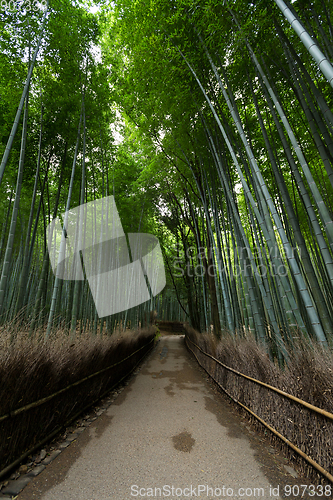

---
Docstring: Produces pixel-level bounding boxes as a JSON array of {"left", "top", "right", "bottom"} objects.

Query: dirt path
[{"left": 17, "top": 336, "right": 318, "bottom": 500}]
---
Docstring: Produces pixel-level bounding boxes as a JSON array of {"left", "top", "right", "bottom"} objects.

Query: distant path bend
[{"left": 18, "top": 336, "right": 313, "bottom": 500}]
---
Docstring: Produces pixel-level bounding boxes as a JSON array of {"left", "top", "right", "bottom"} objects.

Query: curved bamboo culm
[
  {"left": 176, "top": 38, "right": 327, "bottom": 347},
  {"left": 227, "top": 9, "right": 329, "bottom": 345},
  {"left": 186, "top": 336, "right": 333, "bottom": 484}
]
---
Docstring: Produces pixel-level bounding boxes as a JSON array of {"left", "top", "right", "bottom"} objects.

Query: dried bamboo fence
[
  {"left": 0, "top": 329, "right": 156, "bottom": 478},
  {"left": 184, "top": 326, "right": 333, "bottom": 484}
]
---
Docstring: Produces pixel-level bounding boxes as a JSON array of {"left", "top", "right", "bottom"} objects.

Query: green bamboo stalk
[
  {"left": 0, "top": 94, "right": 29, "bottom": 318},
  {"left": 45, "top": 111, "right": 83, "bottom": 338},
  {"left": 274, "top": 0, "right": 333, "bottom": 88},
  {"left": 15, "top": 105, "right": 45, "bottom": 316},
  {"left": 0, "top": 1, "right": 49, "bottom": 187},
  {"left": 70, "top": 100, "right": 86, "bottom": 338}
]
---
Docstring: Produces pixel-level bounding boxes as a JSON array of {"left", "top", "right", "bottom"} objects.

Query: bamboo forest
[
  {"left": 1, "top": 0, "right": 333, "bottom": 487},
  {"left": 2, "top": 0, "right": 333, "bottom": 353}
]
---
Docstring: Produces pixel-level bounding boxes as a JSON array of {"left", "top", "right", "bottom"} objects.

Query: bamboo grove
[
  {"left": 104, "top": 0, "right": 333, "bottom": 360},
  {"left": 0, "top": 0, "right": 173, "bottom": 338},
  {"left": 1, "top": 0, "right": 333, "bottom": 362}
]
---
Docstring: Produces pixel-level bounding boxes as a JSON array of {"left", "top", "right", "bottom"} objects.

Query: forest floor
[{"left": 14, "top": 335, "right": 323, "bottom": 500}]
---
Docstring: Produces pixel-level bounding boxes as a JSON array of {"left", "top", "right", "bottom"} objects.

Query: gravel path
[{"left": 16, "top": 335, "right": 316, "bottom": 500}]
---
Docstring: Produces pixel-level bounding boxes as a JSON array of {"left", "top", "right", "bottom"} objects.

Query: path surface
[{"left": 18, "top": 336, "right": 312, "bottom": 500}]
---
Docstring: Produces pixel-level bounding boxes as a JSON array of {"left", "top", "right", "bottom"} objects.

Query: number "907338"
[
  {"left": 0, "top": 0, "right": 47, "bottom": 12},
  {"left": 284, "top": 484, "right": 331, "bottom": 497}
]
